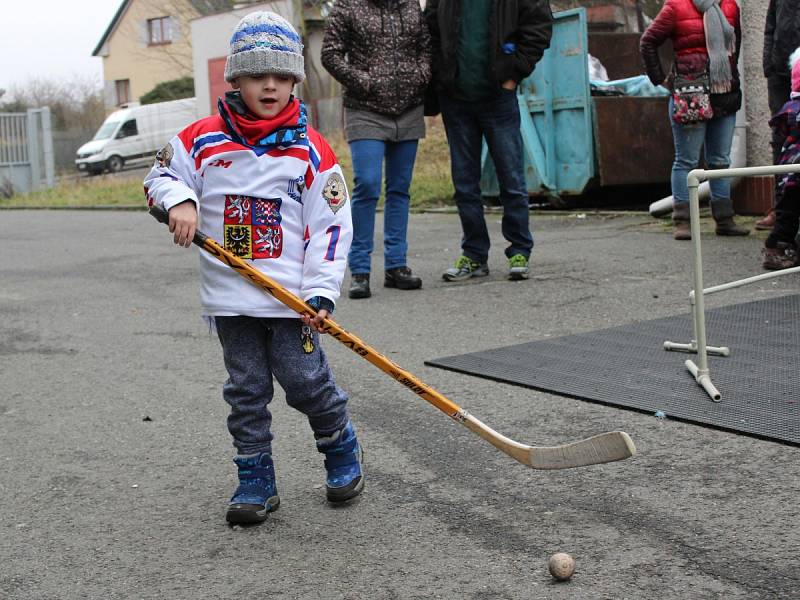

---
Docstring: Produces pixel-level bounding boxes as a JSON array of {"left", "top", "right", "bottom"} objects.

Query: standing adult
[
  {"left": 640, "top": 0, "right": 749, "bottom": 240},
  {"left": 425, "top": 0, "right": 553, "bottom": 282},
  {"left": 757, "top": 0, "right": 800, "bottom": 230},
  {"left": 322, "top": 0, "right": 431, "bottom": 299}
]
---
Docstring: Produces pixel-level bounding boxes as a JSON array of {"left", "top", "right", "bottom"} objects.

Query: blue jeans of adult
[
  {"left": 669, "top": 96, "right": 736, "bottom": 207},
  {"left": 347, "top": 139, "right": 418, "bottom": 275},
  {"left": 439, "top": 89, "right": 533, "bottom": 263}
]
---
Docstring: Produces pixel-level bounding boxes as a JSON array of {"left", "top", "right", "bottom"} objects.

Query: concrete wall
[{"left": 99, "top": 0, "right": 199, "bottom": 109}]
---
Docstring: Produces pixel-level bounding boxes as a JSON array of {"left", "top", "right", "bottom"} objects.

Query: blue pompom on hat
[{"left": 224, "top": 11, "right": 305, "bottom": 83}]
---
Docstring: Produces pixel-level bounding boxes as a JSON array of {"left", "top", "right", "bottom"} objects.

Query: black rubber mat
[{"left": 426, "top": 294, "right": 800, "bottom": 445}]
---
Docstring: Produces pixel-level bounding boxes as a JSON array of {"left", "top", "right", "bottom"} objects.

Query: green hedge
[{"left": 140, "top": 77, "right": 195, "bottom": 105}]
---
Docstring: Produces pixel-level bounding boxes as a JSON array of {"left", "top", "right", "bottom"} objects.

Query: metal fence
[
  {"left": 53, "top": 129, "right": 93, "bottom": 172},
  {"left": 0, "top": 108, "right": 55, "bottom": 196}
]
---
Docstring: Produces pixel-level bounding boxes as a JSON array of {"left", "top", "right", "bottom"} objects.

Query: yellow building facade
[{"left": 93, "top": 0, "right": 225, "bottom": 109}]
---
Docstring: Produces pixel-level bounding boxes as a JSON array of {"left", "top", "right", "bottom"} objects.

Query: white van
[{"left": 76, "top": 97, "right": 197, "bottom": 175}]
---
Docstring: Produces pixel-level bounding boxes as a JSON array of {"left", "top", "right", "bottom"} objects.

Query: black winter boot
[
  {"left": 348, "top": 274, "right": 371, "bottom": 299},
  {"left": 672, "top": 202, "right": 691, "bottom": 240},
  {"left": 711, "top": 198, "right": 749, "bottom": 236},
  {"left": 384, "top": 266, "right": 422, "bottom": 290}
]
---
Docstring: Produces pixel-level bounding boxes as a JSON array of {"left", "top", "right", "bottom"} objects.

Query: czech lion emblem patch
[
  {"left": 322, "top": 172, "right": 347, "bottom": 214},
  {"left": 156, "top": 143, "right": 173, "bottom": 168}
]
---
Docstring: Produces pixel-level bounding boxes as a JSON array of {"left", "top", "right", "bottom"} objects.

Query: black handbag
[{"left": 671, "top": 69, "right": 714, "bottom": 124}]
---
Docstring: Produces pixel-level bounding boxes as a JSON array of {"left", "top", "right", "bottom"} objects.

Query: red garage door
[{"left": 208, "top": 57, "right": 229, "bottom": 115}]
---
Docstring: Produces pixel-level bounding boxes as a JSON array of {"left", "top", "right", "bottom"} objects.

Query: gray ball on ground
[{"left": 548, "top": 552, "right": 575, "bottom": 581}]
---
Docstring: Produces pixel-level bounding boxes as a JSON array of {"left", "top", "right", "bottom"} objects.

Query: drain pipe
[{"left": 649, "top": 59, "right": 748, "bottom": 217}]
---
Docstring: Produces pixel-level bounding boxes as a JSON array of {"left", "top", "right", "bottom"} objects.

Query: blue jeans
[
  {"left": 348, "top": 139, "right": 418, "bottom": 274},
  {"left": 669, "top": 97, "right": 736, "bottom": 205},
  {"left": 215, "top": 316, "right": 349, "bottom": 455},
  {"left": 439, "top": 90, "right": 533, "bottom": 262}
]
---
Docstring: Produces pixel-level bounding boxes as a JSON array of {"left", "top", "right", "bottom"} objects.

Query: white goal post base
[
  {"left": 664, "top": 164, "right": 800, "bottom": 401},
  {"left": 663, "top": 340, "right": 730, "bottom": 356}
]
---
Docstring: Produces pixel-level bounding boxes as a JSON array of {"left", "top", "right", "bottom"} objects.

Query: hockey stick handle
[
  {"left": 148, "top": 204, "right": 466, "bottom": 421},
  {"left": 149, "top": 202, "right": 211, "bottom": 247}
]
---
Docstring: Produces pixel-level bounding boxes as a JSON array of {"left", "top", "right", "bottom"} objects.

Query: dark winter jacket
[
  {"left": 763, "top": 0, "right": 800, "bottom": 78},
  {"left": 321, "top": 0, "right": 431, "bottom": 117},
  {"left": 639, "top": 0, "right": 742, "bottom": 116},
  {"left": 424, "top": 0, "right": 553, "bottom": 95}
]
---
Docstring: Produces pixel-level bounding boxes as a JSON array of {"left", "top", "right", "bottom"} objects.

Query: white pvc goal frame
[{"left": 663, "top": 164, "right": 800, "bottom": 401}]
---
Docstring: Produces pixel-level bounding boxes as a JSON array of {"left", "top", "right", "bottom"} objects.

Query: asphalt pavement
[{"left": 1, "top": 209, "right": 798, "bottom": 599}]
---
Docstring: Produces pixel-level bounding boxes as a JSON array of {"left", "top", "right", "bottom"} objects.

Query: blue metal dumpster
[{"left": 481, "top": 8, "right": 594, "bottom": 198}]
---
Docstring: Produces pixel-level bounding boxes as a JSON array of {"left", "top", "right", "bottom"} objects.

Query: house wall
[
  {"left": 301, "top": 3, "right": 345, "bottom": 134},
  {"left": 191, "top": 1, "right": 299, "bottom": 119},
  {"left": 100, "top": 0, "right": 198, "bottom": 109}
]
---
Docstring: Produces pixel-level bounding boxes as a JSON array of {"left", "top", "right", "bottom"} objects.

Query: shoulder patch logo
[
  {"left": 322, "top": 172, "right": 347, "bottom": 214},
  {"left": 156, "top": 143, "right": 173, "bottom": 168}
]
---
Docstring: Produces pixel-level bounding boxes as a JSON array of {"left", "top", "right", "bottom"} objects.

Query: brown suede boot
[
  {"left": 672, "top": 202, "right": 691, "bottom": 240},
  {"left": 711, "top": 198, "right": 750, "bottom": 236},
  {"left": 755, "top": 210, "right": 776, "bottom": 231},
  {"left": 715, "top": 217, "right": 750, "bottom": 236}
]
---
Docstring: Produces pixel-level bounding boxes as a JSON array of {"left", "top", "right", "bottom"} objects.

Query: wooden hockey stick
[{"left": 149, "top": 205, "right": 636, "bottom": 469}]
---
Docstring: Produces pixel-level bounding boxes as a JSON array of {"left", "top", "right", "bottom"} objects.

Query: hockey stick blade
[
  {"left": 149, "top": 205, "right": 637, "bottom": 470},
  {"left": 527, "top": 431, "right": 636, "bottom": 469},
  {"left": 462, "top": 414, "right": 635, "bottom": 469}
]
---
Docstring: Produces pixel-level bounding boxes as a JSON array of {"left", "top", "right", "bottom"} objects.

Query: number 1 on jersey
[{"left": 324, "top": 225, "right": 341, "bottom": 261}]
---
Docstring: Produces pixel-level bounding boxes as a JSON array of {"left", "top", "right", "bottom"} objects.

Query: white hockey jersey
[{"left": 144, "top": 98, "right": 352, "bottom": 319}]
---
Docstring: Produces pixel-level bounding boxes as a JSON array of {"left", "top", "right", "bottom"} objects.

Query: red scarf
[{"left": 219, "top": 94, "right": 303, "bottom": 147}]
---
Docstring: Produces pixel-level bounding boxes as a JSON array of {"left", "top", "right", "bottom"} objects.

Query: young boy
[
  {"left": 143, "top": 11, "right": 364, "bottom": 525},
  {"left": 763, "top": 48, "right": 800, "bottom": 270}
]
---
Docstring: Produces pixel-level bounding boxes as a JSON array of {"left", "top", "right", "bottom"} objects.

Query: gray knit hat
[{"left": 224, "top": 11, "right": 305, "bottom": 83}]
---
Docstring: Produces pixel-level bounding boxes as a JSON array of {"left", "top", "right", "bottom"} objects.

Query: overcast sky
[{"left": 0, "top": 1, "right": 122, "bottom": 91}]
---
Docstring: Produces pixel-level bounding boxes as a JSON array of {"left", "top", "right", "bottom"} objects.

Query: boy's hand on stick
[
  {"left": 301, "top": 309, "right": 329, "bottom": 333},
  {"left": 168, "top": 201, "right": 198, "bottom": 247}
]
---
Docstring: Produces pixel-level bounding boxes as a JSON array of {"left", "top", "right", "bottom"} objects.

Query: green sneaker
[
  {"left": 508, "top": 254, "right": 529, "bottom": 280},
  {"left": 442, "top": 255, "right": 489, "bottom": 282}
]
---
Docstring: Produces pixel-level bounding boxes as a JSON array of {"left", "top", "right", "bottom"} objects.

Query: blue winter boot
[
  {"left": 315, "top": 421, "right": 364, "bottom": 503},
  {"left": 226, "top": 452, "right": 280, "bottom": 524}
]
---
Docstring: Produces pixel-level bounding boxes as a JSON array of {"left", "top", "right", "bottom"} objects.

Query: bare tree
[{"left": 1, "top": 75, "right": 105, "bottom": 131}]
